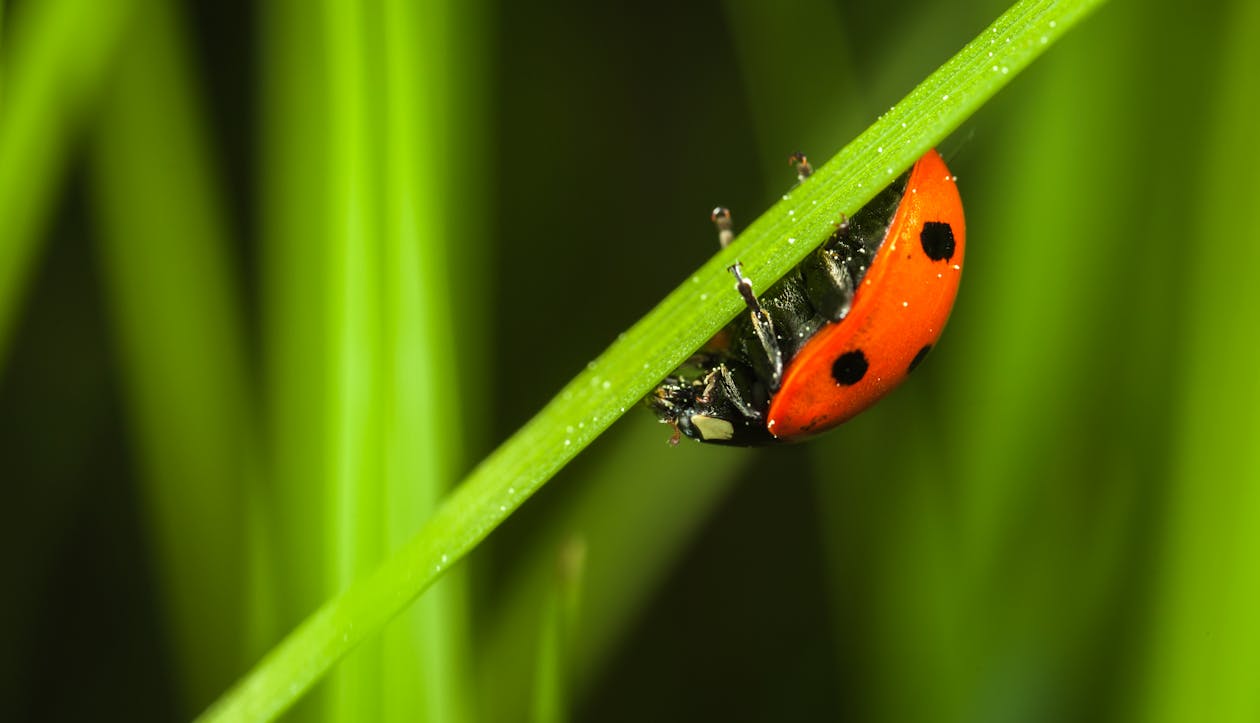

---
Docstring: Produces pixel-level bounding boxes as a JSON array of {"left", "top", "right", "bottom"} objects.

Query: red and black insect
[{"left": 649, "top": 149, "right": 966, "bottom": 445}]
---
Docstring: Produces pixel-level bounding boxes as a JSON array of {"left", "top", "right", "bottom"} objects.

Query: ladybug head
[{"left": 647, "top": 366, "right": 773, "bottom": 446}]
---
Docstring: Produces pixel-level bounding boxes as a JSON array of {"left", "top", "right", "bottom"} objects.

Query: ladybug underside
[{"left": 649, "top": 172, "right": 909, "bottom": 446}]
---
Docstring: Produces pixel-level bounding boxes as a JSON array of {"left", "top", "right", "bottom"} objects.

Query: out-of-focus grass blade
[
  {"left": 477, "top": 420, "right": 746, "bottom": 721},
  {"left": 259, "top": 0, "right": 334, "bottom": 718},
  {"left": 320, "top": 0, "right": 385, "bottom": 719},
  {"left": 379, "top": 0, "right": 479, "bottom": 720},
  {"left": 529, "top": 536, "right": 585, "bottom": 723},
  {"left": 1140, "top": 0, "right": 1260, "bottom": 720},
  {"left": 262, "top": 0, "right": 484, "bottom": 719},
  {"left": 89, "top": 0, "right": 256, "bottom": 713},
  {"left": 0, "top": 0, "right": 134, "bottom": 366},
  {"left": 1, "top": 0, "right": 6, "bottom": 95},
  {"left": 258, "top": 0, "right": 325, "bottom": 614}
]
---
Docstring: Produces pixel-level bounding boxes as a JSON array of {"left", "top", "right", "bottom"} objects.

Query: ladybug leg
[
  {"left": 805, "top": 217, "right": 860, "bottom": 322},
  {"left": 789, "top": 152, "right": 813, "bottom": 183},
  {"left": 822, "top": 215, "right": 850, "bottom": 250},
  {"left": 804, "top": 249, "right": 855, "bottom": 322},
  {"left": 705, "top": 363, "right": 763, "bottom": 420},
  {"left": 728, "top": 262, "right": 784, "bottom": 390},
  {"left": 710, "top": 207, "right": 734, "bottom": 248},
  {"left": 666, "top": 420, "right": 682, "bottom": 446},
  {"left": 695, "top": 362, "right": 758, "bottom": 417}
]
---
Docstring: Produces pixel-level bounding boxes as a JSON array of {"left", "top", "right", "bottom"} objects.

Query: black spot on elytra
[
  {"left": 908, "top": 344, "right": 932, "bottom": 374},
  {"left": 920, "top": 221, "right": 955, "bottom": 261},
  {"left": 831, "top": 350, "right": 868, "bottom": 386}
]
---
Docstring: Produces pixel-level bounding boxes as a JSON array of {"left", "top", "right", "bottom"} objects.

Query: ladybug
[{"left": 649, "top": 149, "right": 965, "bottom": 445}]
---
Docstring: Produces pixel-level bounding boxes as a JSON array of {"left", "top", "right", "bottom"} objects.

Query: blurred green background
[{"left": 3, "top": 0, "right": 1259, "bottom": 721}]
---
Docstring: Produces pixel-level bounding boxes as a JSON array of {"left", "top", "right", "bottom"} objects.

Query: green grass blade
[
  {"left": 379, "top": 0, "right": 479, "bottom": 720},
  {"left": 530, "top": 537, "right": 585, "bottom": 723},
  {"left": 0, "top": 0, "right": 6, "bottom": 96},
  {"left": 259, "top": 0, "right": 326, "bottom": 617},
  {"left": 476, "top": 421, "right": 747, "bottom": 721},
  {"left": 0, "top": 0, "right": 134, "bottom": 366},
  {"left": 258, "top": 1, "right": 336, "bottom": 718},
  {"left": 321, "top": 0, "right": 385, "bottom": 719},
  {"left": 89, "top": 0, "right": 259, "bottom": 712},
  {"left": 1140, "top": 0, "right": 1260, "bottom": 719},
  {"left": 261, "top": 2, "right": 485, "bottom": 721},
  {"left": 198, "top": 1, "right": 1106, "bottom": 719}
]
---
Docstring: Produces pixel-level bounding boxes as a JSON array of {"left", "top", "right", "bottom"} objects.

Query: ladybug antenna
[
  {"left": 710, "top": 206, "right": 734, "bottom": 249},
  {"left": 789, "top": 151, "right": 813, "bottom": 182}
]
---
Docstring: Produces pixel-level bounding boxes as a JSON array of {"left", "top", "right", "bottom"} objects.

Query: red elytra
[{"left": 766, "top": 149, "right": 965, "bottom": 439}]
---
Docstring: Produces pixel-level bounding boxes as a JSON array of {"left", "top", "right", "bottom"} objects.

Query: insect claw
[
  {"left": 789, "top": 151, "right": 813, "bottom": 182},
  {"left": 711, "top": 207, "right": 734, "bottom": 248}
]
